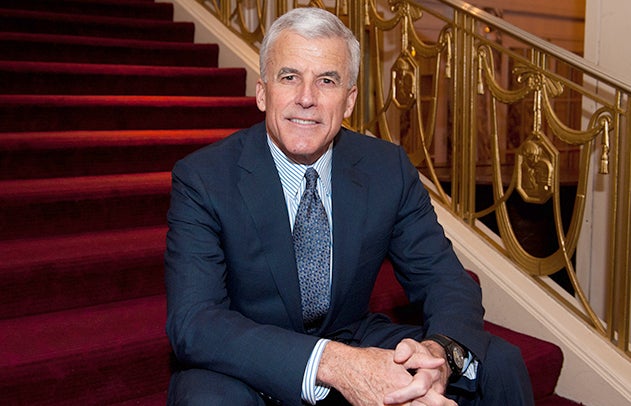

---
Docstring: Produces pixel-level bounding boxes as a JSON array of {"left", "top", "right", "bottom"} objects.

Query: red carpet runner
[
  {"left": 0, "top": 0, "right": 262, "bottom": 403},
  {"left": 0, "top": 0, "right": 579, "bottom": 404}
]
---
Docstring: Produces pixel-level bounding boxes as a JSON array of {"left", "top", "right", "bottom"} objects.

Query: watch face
[{"left": 452, "top": 346, "right": 465, "bottom": 369}]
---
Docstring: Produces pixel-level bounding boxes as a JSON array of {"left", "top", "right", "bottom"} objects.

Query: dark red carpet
[
  {"left": 0, "top": 33, "right": 221, "bottom": 66},
  {"left": 0, "top": 0, "right": 579, "bottom": 404},
  {"left": 0, "top": 61, "right": 247, "bottom": 96}
]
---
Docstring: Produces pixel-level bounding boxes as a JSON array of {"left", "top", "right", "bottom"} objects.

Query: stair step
[
  {"left": 0, "top": 128, "right": 235, "bottom": 179},
  {"left": 0, "top": 61, "right": 247, "bottom": 96},
  {"left": 0, "top": 8, "right": 195, "bottom": 42},
  {"left": 110, "top": 392, "right": 168, "bottom": 406},
  {"left": 0, "top": 172, "right": 171, "bottom": 239},
  {"left": 0, "top": 0, "right": 174, "bottom": 20},
  {"left": 0, "top": 295, "right": 171, "bottom": 405},
  {"left": 0, "top": 32, "right": 219, "bottom": 66},
  {"left": 0, "top": 172, "right": 171, "bottom": 205},
  {"left": 484, "top": 322, "right": 564, "bottom": 400},
  {"left": 0, "top": 128, "right": 236, "bottom": 149},
  {"left": 0, "top": 226, "right": 166, "bottom": 318},
  {"left": 535, "top": 395, "right": 582, "bottom": 406},
  {"left": 0, "top": 95, "right": 265, "bottom": 132}
]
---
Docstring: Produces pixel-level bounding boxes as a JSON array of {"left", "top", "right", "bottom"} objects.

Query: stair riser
[
  {"left": 0, "top": 254, "right": 165, "bottom": 319},
  {"left": 0, "top": 12, "right": 195, "bottom": 43},
  {"left": 485, "top": 322, "right": 563, "bottom": 399},
  {"left": 0, "top": 1, "right": 175, "bottom": 20},
  {"left": 0, "top": 68, "right": 246, "bottom": 96},
  {"left": 109, "top": 392, "right": 167, "bottom": 406},
  {"left": 0, "top": 144, "right": 208, "bottom": 179},
  {"left": 0, "top": 102, "right": 265, "bottom": 132},
  {"left": 0, "top": 37, "right": 219, "bottom": 67},
  {"left": 1, "top": 194, "right": 170, "bottom": 240},
  {"left": 0, "top": 338, "right": 171, "bottom": 405}
]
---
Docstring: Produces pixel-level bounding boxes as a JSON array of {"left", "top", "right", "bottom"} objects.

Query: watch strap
[{"left": 426, "top": 334, "right": 464, "bottom": 378}]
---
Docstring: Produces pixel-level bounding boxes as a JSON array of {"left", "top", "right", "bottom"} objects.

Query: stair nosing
[
  {"left": 0, "top": 171, "right": 172, "bottom": 202},
  {"left": 0, "top": 0, "right": 175, "bottom": 22},
  {"left": 0, "top": 294, "right": 167, "bottom": 368},
  {"left": 0, "top": 225, "right": 168, "bottom": 270},
  {"left": 0, "top": 128, "right": 237, "bottom": 150},
  {"left": 0, "top": 60, "right": 243, "bottom": 75},
  {"left": 0, "top": 31, "right": 218, "bottom": 50},
  {"left": 0, "top": 94, "right": 257, "bottom": 106},
  {"left": 0, "top": 7, "right": 185, "bottom": 26}
]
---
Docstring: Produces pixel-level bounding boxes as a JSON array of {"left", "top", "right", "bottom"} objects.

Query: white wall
[
  {"left": 577, "top": 0, "right": 631, "bottom": 317},
  {"left": 584, "top": 0, "right": 631, "bottom": 84}
]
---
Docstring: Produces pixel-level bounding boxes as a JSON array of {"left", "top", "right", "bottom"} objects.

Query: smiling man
[
  {"left": 165, "top": 7, "right": 534, "bottom": 406},
  {"left": 255, "top": 27, "right": 357, "bottom": 166}
]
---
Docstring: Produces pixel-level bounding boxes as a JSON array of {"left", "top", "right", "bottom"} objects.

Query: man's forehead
[
  {"left": 271, "top": 32, "right": 347, "bottom": 58},
  {"left": 264, "top": 31, "right": 351, "bottom": 81}
]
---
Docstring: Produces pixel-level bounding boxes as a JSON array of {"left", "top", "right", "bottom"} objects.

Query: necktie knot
[{"left": 304, "top": 167, "right": 318, "bottom": 191}]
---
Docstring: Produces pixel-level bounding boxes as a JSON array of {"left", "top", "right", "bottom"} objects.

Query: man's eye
[
  {"left": 320, "top": 77, "right": 340, "bottom": 87},
  {"left": 281, "top": 75, "right": 296, "bottom": 81}
]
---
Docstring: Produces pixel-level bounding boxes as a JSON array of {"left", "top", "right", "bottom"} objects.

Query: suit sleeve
[
  {"left": 164, "top": 159, "right": 318, "bottom": 404},
  {"left": 387, "top": 147, "right": 490, "bottom": 359}
]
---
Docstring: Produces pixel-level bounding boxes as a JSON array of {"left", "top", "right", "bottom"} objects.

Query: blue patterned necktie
[{"left": 293, "top": 167, "right": 331, "bottom": 330}]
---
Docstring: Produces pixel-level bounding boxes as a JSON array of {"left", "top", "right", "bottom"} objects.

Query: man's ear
[
  {"left": 255, "top": 79, "right": 267, "bottom": 112},
  {"left": 344, "top": 85, "right": 358, "bottom": 118}
]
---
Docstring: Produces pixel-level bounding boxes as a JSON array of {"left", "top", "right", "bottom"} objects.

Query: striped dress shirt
[{"left": 267, "top": 136, "right": 332, "bottom": 404}]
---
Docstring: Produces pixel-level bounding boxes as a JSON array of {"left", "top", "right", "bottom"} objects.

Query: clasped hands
[{"left": 319, "top": 338, "right": 457, "bottom": 406}]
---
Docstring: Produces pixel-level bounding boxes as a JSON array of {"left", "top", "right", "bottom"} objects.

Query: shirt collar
[{"left": 267, "top": 136, "right": 333, "bottom": 199}]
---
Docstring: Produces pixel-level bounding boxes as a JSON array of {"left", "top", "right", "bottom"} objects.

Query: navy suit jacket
[{"left": 165, "top": 122, "right": 488, "bottom": 404}]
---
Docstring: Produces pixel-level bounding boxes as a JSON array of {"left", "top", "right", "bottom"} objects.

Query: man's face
[{"left": 256, "top": 31, "right": 358, "bottom": 165}]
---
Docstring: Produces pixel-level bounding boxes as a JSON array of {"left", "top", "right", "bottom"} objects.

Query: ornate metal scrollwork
[
  {"left": 516, "top": 134, "right": 556, "bottom": 204},
  {"left": 391, "top": 51, "right": 418, "bottom": 110}
]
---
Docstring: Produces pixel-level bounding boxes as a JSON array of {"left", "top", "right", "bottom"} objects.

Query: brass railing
[{"left": 196, "top": 0, "right": 630, "bottom": 357}]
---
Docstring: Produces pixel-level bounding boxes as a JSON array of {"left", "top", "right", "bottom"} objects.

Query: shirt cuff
[
  {"left": 301, "top": 339, "right": 331, "bottom": 405},
  {"left": 462, "top": 352, "right": 478, "bottom": 379},
  {"left": 449, "top": 351, "right": 478, "bottom": 393}
]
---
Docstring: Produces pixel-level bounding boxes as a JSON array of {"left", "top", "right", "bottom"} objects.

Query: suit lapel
[
  {"left": 328, "top": 131, "right": 370, "bottom": 318},
  {"left": 236, "top": 128, "right": 304, "bottom": 331},
  {"left": 235, "top": 127, "right": 371, "bottom": 333}
]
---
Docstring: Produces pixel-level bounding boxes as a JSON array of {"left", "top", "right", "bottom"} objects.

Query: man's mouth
[{"left": 289, "top": 118, "right": 318, "bottom": 125}]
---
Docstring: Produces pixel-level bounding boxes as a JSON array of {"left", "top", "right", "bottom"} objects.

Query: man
[{"left": 165, "top": 7, "right": 534, "bottom": 405}]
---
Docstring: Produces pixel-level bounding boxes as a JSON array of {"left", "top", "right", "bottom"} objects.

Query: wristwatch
[{"left": 426, "top": 334, "right": 466, "bottom": 378}]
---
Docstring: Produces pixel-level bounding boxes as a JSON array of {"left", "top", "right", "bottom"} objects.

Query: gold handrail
[{"left": 195, "top": 0, "right": 630, "bottom": 359}]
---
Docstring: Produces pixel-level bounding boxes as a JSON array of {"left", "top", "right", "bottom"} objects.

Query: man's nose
[{"left": 296, "top": 82, "right": 316, "bottom": 107}]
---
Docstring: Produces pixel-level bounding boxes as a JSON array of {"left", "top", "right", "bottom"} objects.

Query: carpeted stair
[
  {"left": 0, "top": 0, "right": 262, "bottom": 404},
  {"left": 0, "top": 0, "right": 579, "bottom": 404}
]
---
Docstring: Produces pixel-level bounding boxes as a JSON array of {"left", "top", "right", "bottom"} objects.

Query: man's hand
[
  {"left": 317, "top": 341, "right": 415, "bottom": 405},
  {"left": 383, "top": 338, "right": 456, "bottom": 406}
]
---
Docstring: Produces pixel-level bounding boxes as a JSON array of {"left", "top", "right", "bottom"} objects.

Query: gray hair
[{"left": 259, "top": 7, "right": 360, "bottom": 88}]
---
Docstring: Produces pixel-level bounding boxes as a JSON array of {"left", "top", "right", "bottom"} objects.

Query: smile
[{"left": 289, "top": 118, "right": 318, "bottom": 125}]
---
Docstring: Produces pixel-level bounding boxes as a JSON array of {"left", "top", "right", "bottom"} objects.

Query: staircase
[
  {"left": 0, "top": 0, "right": 580, "bottom": 404},
  {"left": 0, "top": 0, "right": 263, "bottom": 404}
]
